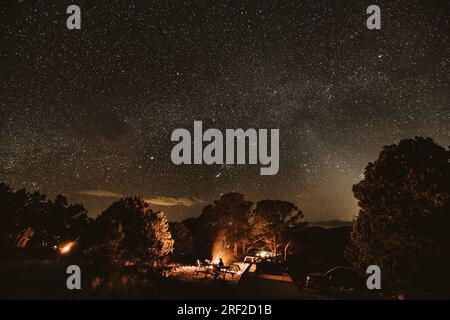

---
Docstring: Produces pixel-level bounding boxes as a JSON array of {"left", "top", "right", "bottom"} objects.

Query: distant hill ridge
[{"left": 309, "top": 220, "right": 353, "bottom": 228}]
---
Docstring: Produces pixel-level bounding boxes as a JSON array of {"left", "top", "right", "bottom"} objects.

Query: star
[{"left": 0, "top": 1, "right": 448, "bottom": 223}]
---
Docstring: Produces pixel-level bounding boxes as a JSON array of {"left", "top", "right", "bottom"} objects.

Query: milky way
[{"left": 1, "top": 0, "right": 449, "bottom": 221}]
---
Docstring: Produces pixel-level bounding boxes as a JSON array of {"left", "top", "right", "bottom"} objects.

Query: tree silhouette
[
  {"left": 78, "top": 196, "right": 173, "bottom": 272},
  {"left": 252, "top": 199, "right": 306, "bottom": 260},
  {"left": 211, "top": 193, "right": 254, "bottom": 256},
  {"left": 0, "top": 183, "right": 88, "bottom": 248},
  {"left": 183, "top": 193, "right": 253, "bottom": 260},
  {"left": 34, "top": 194, "right": 89, "bottom": 246},
  {"left": 183, "top": 205, "right": 218, "bottom": 259},
  {"left": 346, "top": 137, "right": 450, "bottom": 291},
  {"left": 169, "top": 221, "right": 194, "bottom": 261}
]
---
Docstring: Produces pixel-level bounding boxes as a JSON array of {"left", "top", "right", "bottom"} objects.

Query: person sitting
[{"left": 218, "top": 258, "right": 224, "bottom": 268}]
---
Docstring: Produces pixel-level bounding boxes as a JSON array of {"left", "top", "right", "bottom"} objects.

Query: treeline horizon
[
  {"left": 0, "top": 181, "right": 309, "bottom": 244},
  {"left": 1, "top": 136, "right": 449, "bottom": 295}
]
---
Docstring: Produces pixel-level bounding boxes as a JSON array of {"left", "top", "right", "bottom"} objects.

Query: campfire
[
  {"left": 166, "top": 240, "right": 245, "bottom": 282},
  {"left": 58, "top": 241, "right": 76, "bottom": 255},
  {"left": 211, "top": 240, "right": 230, "bottom": 265}
]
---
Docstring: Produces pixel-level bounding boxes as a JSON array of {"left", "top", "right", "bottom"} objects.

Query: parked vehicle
[
  {"left": 238, "top": 260, "right": 302, "bottom": 299},
  {"left": 304, "top": 266, "right": 360, "bottom": 291},
  {"left": 243, "top": 256, "right": 257, "bottom": 264}
]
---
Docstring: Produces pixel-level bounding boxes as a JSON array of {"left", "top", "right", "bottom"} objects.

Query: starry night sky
[{"left": 1, "top": 0, "right": 449, "bottom": 221}]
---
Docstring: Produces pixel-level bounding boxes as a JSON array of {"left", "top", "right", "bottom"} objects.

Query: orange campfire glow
[
  {"left": 59, "top": 241, "right": 75, "bottom": 255},
  {"left": 211, "top": 233, "right": 233, "bottom": 265}
]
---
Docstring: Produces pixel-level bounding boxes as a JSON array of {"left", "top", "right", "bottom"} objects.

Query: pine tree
[{"left": 346, "top": 137, "right": 450, "bottom": 291}]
